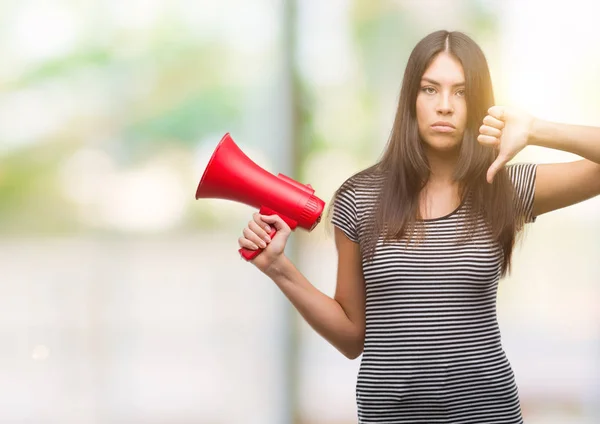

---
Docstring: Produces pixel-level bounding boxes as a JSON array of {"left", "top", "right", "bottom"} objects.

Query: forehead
[{"left": 421, "top": 53, "right": 465, "bottom": 84}]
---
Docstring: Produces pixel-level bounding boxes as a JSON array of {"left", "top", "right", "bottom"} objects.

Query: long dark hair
[{"left": 328, "top": 30, "right": 523, "bottom": 276}]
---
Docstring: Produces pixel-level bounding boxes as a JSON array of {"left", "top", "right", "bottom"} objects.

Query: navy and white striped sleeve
[
  {"left": 507, "top": 163, "right": 538, "bottom": 224},
  {"left": 331, "top": 184, "right": 359, "bottom": 243}
]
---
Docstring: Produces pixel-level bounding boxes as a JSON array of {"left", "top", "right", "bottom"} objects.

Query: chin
[{"left": 422, "top": 137, "right": 461, "bottom": 153}]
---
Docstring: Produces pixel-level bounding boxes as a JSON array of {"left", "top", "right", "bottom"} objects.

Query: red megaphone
[{"left": 195, "top": 133, "right": 325, "bottom": 260}]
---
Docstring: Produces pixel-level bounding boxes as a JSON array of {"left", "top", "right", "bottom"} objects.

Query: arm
[
  {"left": 479, "top": 107, "right": 600, "bottom": 216},
  {"left": 240, "top": 214, "right": 366, "bottom": 359},
  {"left": 266, "top": 227, "right": 365, "bottom": 359},
  {"left": 528, "top": 119, "right": 600, "bottom": 216},
  {"left": 532, "top": 160, "right": 600, "bottom": 216},
  {"left": 530, "top": 119, "right": 600, "bottom": 163}
]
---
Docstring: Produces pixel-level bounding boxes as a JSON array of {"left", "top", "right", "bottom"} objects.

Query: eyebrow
[{"left": 421, "top": 77, "right": 465, "bottom": 88}]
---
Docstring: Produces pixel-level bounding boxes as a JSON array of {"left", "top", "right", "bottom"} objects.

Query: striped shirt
[{"left": 331, "top": 163, "right": 537, "bottom": 423}]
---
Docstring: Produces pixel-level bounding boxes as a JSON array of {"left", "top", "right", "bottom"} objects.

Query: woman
[{"left": 237, "top": 30, "right": 600, "bottom": 423}]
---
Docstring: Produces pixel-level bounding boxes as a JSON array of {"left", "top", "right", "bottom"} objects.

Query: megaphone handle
[{"left": 239, "top": 227, "right": 278, "bottom": 260}]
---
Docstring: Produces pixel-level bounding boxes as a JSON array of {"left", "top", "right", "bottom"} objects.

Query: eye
[
  {"left": 456, "top": 89, "right": 466, "bottom": 97},
  {"left": 421, "top": 86, "right": 436, "bottom": 94}
]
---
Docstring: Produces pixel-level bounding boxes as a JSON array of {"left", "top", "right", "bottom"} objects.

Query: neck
[{"left": 424, "top": 146, "right": 460, "bottom": 186}]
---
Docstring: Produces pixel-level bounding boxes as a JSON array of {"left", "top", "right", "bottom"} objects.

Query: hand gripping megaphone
[{"left": 195, "top": 133, "right": 326, "bottom": 260}]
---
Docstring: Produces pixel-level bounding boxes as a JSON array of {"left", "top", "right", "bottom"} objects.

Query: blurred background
[{"left": 1, "top": 0, "right": 599, "bottom": 423}]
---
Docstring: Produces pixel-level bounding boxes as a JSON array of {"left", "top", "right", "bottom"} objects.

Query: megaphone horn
[{"left": 196, "top": 133, "right": 326, "bottom": 260}]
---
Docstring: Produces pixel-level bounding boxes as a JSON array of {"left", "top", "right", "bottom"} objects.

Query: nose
[{"left": 436, "top": 93, "right": 454, "bottom": 115}]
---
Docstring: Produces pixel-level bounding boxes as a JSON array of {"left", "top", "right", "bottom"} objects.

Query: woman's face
[{"left": 416, "top": 52, "right": 467, "bottom": 154}]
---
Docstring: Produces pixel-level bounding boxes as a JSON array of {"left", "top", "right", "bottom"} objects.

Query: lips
[{"left": 431, "top": 121, "right": 455, "bottom": 132}]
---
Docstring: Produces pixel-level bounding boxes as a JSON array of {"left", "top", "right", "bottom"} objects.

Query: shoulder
[
  {"left": 505, "top": 162, "right": 538, "bottom": 223},
  {"left": 338, "top": 166, "right": 385, "bottom": 194},
  {"left": 333, "top": 167, "right": 385, "bottom": 209},
  {"left": 330, "top": 166, "right": 384, "bottom": 244},
  {"left": 506, "top": 162, "right": 537, "bottom": 186}
]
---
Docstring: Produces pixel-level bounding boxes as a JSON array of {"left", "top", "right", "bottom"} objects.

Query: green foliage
[{"left": 126, "top": 86, "right": 242, "bottom": 147}]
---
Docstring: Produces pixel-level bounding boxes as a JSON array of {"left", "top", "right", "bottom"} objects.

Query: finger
[
  {"left": 479, "top": 125, "right": 502, "bottom": 138},
  {"left": 243, "top": 227, "right": 267, "bottom": 249},
  {"left": 238, "top": 236, "right": 260, "bottom": 250},
  {"left": 253, "top": 212, "right": 272, "bottom": 233},
  {"left": 249, "top": 220, "right": 271, "bottom": 244},
  {"left": 483, "top": 115, "right": 505, "bottom": 129},
  {"left": 477, "top": 134, "right": 500, "bottom": 146},
  {"left": 260, "top": 214, "right": 291, "bottom": 233},
  {"left": 487, "top": 157, "right": 507, "bottom": 184},
  {"left": 487, "top": 105, "right": 505, "bottom": 121}
]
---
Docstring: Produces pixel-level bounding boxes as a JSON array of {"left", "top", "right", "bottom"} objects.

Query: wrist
[
  {"left": 528, "top": 116, "right": 546, "bottom": 147},
  {"left": 264, "top": 254, "right": 292, "bottom": 280}
]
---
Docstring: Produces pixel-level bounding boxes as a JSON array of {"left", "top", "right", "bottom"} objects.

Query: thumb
[
  {"left": 486, "top": 157, "right": 506, "bottom": 184},
  {"left": 260, "top": 214, "right": 292, "bottom": 234},
  {"left": 487, "top": 105, "right": 506, "bottom": 121}
]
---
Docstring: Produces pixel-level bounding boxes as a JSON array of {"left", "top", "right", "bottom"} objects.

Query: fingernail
[
  {"left": 264, "top": 235, "right": 271, "bottom": 243},
  {"left": 260, "top": 241, "right": 267, "bottom": 248},
  {"left": 265, "top": 225, "right": 271, "bottom": 232}
]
